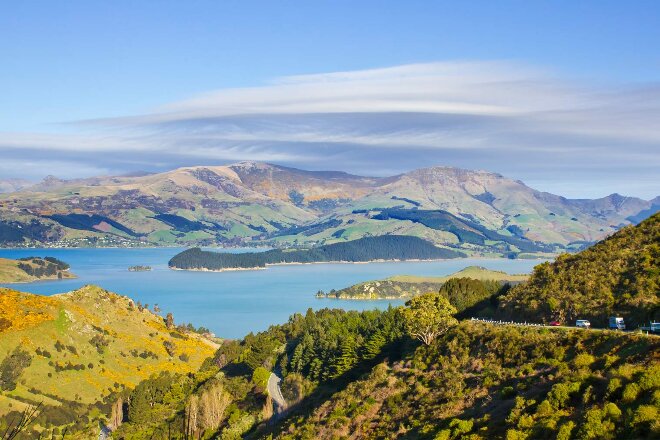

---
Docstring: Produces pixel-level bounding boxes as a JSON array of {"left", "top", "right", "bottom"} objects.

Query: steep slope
[
  {"left": 0, "top": 286, "right": 217, "bottom": 427},
  {"left": 499, "top": 212, "right": 660, "bottom": 326},
  {"left": 0, "top": 162, "right": 656, "bottom": 254},
  {"left": 265, "top": 322, "right": 660, "bottom": 440},
  {"left": 227, "top": 161, "right": 380, "bottom": 211},
  {"left": 109, "top": 307, "right": 660, "bottom": 440},
  {"left": 355, "top": 166, "right": 650, "bottom": 245}
]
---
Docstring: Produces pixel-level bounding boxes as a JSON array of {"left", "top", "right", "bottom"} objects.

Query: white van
[{"left": 576, "top": 320, "right": 591, "bottom": 328}]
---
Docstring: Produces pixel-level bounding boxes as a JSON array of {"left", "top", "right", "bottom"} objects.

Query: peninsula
[
  {"left": 0, "top": 256, "right": 75, "bottom": 283},
  {"left": 168, "top": 235, "right": 465, "bottom": 271},
  {"left": 318, "top": 266, "right": 529, "bottom": 299}
]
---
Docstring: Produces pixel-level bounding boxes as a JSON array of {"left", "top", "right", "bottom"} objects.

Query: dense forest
[
  {"left": 499, "top": 212, "right": 660, "bottom": 327},
  {"left": 168, "top": 235, "right": 465, "bottom": 270},
  {"left": 90, "top": 300, "right": 658, "bottom": 439}
]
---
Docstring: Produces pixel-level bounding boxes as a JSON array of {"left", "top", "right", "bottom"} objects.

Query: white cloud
[{"left": 0, "top": 61, "right": 658, "bottom": 198}]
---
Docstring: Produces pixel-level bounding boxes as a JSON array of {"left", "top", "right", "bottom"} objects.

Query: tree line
[{"left": 169, "top": 235, "right": 465, "bottom": 270}]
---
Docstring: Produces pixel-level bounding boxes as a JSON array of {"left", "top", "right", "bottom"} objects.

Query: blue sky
[{"left": 1, "top": 1, "right": 659, "bottom": 198}]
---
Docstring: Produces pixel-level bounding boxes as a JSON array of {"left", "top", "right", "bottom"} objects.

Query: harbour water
[{"left": 0, "top": 248, "right": 544, "bottom": 338}]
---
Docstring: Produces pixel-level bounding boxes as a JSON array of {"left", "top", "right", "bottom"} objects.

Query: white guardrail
[{"left": 469, "top": 317, "right": 659, "bottom": 336}]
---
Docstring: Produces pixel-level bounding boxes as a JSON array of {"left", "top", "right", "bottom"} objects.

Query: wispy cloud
[{"left": 1, "top": 61, "right": 658, "bottom": 198}]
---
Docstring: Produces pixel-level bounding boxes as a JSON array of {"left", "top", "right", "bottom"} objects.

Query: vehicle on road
[
  {"left": 609, "top": 316, "right": 625, "bottom": 330},
  {"left": 640, "top": 322, "right": 660, "bottom": 334},
  {"left": 549, "top": 320, "right": 561, "bottom": 326},
  {"left": 576, "top": 319, "right": 591, "bottom": 329}
]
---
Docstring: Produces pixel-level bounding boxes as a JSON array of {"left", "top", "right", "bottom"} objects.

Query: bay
[{"left": 0, "top": 248, "right": 543, "bottom": 339}]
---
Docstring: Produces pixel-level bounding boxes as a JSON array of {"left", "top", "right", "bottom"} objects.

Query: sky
[{"left": 1, "top": 1, "right": 659, "bottom": 199}]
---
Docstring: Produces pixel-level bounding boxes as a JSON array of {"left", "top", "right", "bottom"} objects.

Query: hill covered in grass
[
  {"left": 264, "top": 321, "right": 659, "bottom": 439},
  {"left": 499, "top": 212, "right": 660, "bottom": 327},
  {"left": 0, "top": 285, "right": 217, "bottom": 437},
  {"left": 318, "top": 266, "right": 528, "bottom": 299},
  {"left": 169, "top": 235, "right": 465, "bottom": 271},
  {"left": 104, "top": 305, "right": 659, "bottom": 440},
  {"left": 0, "top": 256, "right": 75, "bottom": 283}
]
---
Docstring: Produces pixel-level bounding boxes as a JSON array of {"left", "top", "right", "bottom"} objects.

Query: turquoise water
[{"left": 0, "top": 248, "right": 543, "bottom": 339}]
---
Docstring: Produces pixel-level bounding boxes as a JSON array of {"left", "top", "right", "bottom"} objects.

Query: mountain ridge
[{"left": 0, "top": 161, "right": 657, "bottom": 254}]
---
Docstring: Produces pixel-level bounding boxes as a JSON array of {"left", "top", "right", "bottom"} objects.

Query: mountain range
[
  {"left": 0, "top": 161, "right": 658, "bottom": 256},
  {"left": 1, "top": 215, "right": 659, "bottom": 438}
]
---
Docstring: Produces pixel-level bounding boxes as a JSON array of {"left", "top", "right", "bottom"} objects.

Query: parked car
[
  {"left": 640, "top": 322, "right": 660, "bottom": 334},
  {"left": 549, "top": 321, "right": 561, "bottom": 326},
  {"left": 608, "top": 316, "right": 625, "bottom": 330},
  {"left": 576, "top": 319, "right": 591, "bottom": 328}
]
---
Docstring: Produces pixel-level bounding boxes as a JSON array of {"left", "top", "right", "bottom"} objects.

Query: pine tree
[
  {"left": 363, "top": 331, "right": 386, "bottom": 360},
  {"left": 333, "top": 335, "right": 357, "bottom": 377}
]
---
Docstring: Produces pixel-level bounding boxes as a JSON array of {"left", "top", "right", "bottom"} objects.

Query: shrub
[
  {"left": 0, "top": 348, "right": 32, "bottom": 391},
  {"left": 252, "top": 366, "right": 270, "bottom": 389},
  {"left": 621, "top": 383, "right": 640, "bottom": 402}
]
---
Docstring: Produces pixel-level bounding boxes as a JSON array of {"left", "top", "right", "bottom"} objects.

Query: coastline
[
  {"left": 0, "top": 271, "right": 77, "bottom": 285},
  {"left": 169, "top": 258, "right": 453, "bottom": 272},
  {"left": 168, "top": 256, "right": 550, "bottom": 273},
  {"left": 317, "top": 294, "right": 409, "bottom": 300}
]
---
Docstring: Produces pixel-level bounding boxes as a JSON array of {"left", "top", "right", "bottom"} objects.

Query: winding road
[{"left": 267, "top": 372, "right": 288, "bottom": 416}]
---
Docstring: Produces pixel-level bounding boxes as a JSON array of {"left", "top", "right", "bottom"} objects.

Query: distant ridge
[{"left": 0, "top": 161, "right": 657, "bottom": 254}]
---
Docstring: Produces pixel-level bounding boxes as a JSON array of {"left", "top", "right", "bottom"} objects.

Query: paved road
[
  {"left": 98, "top": 423, "right": 112, "bottom": 440},
  {"left": 469, "top": 318, "right": 658, "bottom": 336},
  {"left": 267, "top": 372, "right": 288, "bottom": 415}
]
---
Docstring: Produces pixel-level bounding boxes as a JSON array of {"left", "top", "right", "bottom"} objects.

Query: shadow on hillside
[{"left": 246, "top": 337, "right": 418, "bottom": 439}]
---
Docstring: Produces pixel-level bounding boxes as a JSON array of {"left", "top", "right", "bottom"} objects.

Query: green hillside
[
  {"left": 103, "top": 305, "right": 659, "bottom": 440},
  {"left": 265, "top": 321, "right": 660, "bottom": 439},
  {"left": 0, "top": 286, "right": 217, "bottom": 437},
  {"left": 499, "top": 212, "right": 660, "bottom": 327},
  {"left": 0, "top": 256, "right": 75, "bottom": 283},
  {"left": 319, "top": 266, "right": 528, "bottom": 299}
]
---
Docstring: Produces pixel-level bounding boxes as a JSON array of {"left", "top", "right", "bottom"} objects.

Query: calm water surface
[{"left": 0, "top": 248, "right": 544, "bottom": 338}]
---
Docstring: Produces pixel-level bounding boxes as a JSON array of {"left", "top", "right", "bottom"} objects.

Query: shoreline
[
  {"left": 0, "top": 272, "right": 77, "bottom": 285},
  {"left": 168, "top": 256, "right": 550, "bottom": 273},
  {"left": 317, "top": 295, "right": 408, "bottom": 300}
]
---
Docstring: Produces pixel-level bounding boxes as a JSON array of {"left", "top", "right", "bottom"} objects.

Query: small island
[
  {"left": 0, "top": 256, "right": 76, "bottom": 283},
  {"left": 128, "top": 265, "right": 152, "bottom": 272},
  {"left": 168, "top": 236, "right": 466, "bottom": 271},
  {"left": 317, "top": 266, "right": 529, "bottom": 299}
]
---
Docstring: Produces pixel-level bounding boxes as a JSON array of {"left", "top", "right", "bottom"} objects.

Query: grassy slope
[
  {"left": 499, "top": 212, "right": 660, "bottom": 326},
  {"left": 267, "top": 322, "right": 660, "bottom": 440},
  {"left": 328, "top": 266, "right": 528, "bottom": 299},
  {"left": 0, "top": 258, "right": 76, "bottom": 283},
  {"left": 0, "top": 286, "right": 217, "bottom": 416}
]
